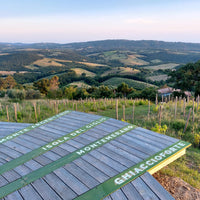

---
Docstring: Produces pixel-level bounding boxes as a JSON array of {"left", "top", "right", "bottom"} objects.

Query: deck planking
[{"left": 0, "top": 111, "right": 187, "bottom": 200}]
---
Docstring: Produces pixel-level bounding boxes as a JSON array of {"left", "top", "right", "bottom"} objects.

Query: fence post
[
  {"left": 183, "top": 108, "right": 192, "bottom": 133},
  {"left": 14, "top": 103, "right": 17, "bottom": 122},
  {"left": 116, "top": 99, "right": 118, "bottom": 120},
  {"left": 132, "top": 102, "right": 135, "bottom": 124},
  {"left": 123, "top": 105, "right": 125, "bottom": 121},
  {"left": 6, "top": 105, "right": 9, "bottom": 122}
]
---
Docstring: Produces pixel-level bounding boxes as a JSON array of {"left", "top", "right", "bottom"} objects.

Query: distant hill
[
  {"left": 1, "top": 39, "right": 200, "bottom": 51},
  {"left": 1, "top": 39, "right": 200, "bottom": 88}
]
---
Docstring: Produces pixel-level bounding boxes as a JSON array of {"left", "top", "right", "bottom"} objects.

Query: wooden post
[
  {"left": 33, "top": 102, "right": 38, "bottom": 122},
  {"left": 132, "top": 102, "right": 135, "bottom": 124},
  {"left": 123, "top": 105, "right": 125, "bottom": 121},
  {"left": 192, "top": 98, "right": 195, "bottom": 122},
  {"left": 155, "top": 94, "right": 158, "bottom": 105},
  {"left": 183, "top": 98, "right": 186, "bottom": 118},
  {"left": 197, "top": 95, "right": 199, "bottom": 113},
  {"left": 14, "top": 103, "right": 17, "bottom": 122},
  {"left": 162, "top": 95, "right": 163, "bottom": 103},
  {"left": 115, "top": 99, "right": 118, "bottom": 120},
  {"left": 148, "top": 100, "right": 150, "bottom": 120},
  {"left": 159, "top": 105, "right": 162, "bottom": 126},
  {"left": 6, "top": 105, "right": 9, "bottom": 122},
  {"left": 175, "top": 96, "right": 177, "bottom": 119},
  {"left": 187, "top": 95, "right": 190, "bottom": 105},
  {"left": 183, "top": 108, "right": 192, "bottom": 133},
  {"left": 75, "top": 103, "right": 78, "bottom": 111}
]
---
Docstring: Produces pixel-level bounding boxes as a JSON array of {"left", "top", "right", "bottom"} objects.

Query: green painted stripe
[
  {"left": 0, "top": 124, "right": 136, "bottom": 198},
  {"left": 75, "top": 140, "right": 191, "bottom": 200},
  {"left": 0, "top": 110, "right": 72, "bottom": 144},
  {"left": 0, "top": 116, "right": 109, "bottom": 176}
]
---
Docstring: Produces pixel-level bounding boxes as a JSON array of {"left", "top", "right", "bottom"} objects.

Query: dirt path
[{"left": 154, "top": 172, "right": 200, "bottom": 200}]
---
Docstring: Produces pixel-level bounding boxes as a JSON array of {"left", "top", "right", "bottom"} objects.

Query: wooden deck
[{"left": 0, "top": 111, "right": 190, "bottom": 200}]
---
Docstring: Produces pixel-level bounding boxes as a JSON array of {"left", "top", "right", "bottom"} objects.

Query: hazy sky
[{"left": 1, "top": 0, "right": 200, "bottom": 43}]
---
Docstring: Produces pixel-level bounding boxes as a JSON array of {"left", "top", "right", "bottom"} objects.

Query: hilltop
[{"left": 0, "top": 39, "right": 200, "bottom": 91}]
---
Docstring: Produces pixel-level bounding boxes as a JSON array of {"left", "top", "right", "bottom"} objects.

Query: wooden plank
[
  {"left": 81, "top": 154, "right": 118, "bottom": 177},
  {"left": 131, "top": 129, "right": 173, "bottom": 146},
  {"left": 103, "top": 143, "right": 142, "bottom": 163},
  {"left": 136, "top": 127, "right": 179, "bottom": 143},
  {"left": 3, "top": 141, "right": 35, "bottom": 154},
  {"left": 96, "top": 146, "right": 135, "bottom": 168},
  {"left": 110, "top": 189, "right": 128, "bottom": 200},
  {"left": 0, "top": 145, "right": 23, "bottom": 158},
  {"left": 109, "top": 140, "right": 148, "bottom": 160},
  {"left": 114, "top": 135, "right": 158, "bottom": 155},
  {"left": 126, "top": 131, "right": 169, "bottom": 149},
  {"left": 54, "top": 168, "right": 89, "bottom": 195},
  {"left": 89, "top": 150, "right": 126, "bottom": 172},
  {"left": 131, "top": 177, "right": 160, "bottom": 200},
  {"left": 4, "top": 191, "right": 23, "bottom": 200},
  {"left": 141, "top": 172, "right": 175, "bottom": 200},
  {"left": 31, "top": 178, "right": 62, "bottom": 200},
  {"left": 64, "top": 162, "right": 99, "bottom": 188},
  {"left": 73, "top": 158, "right": 109, "bottom": 183},
  {"left": 44, "top": 173, "right": 77, "bottom": 200},
  {"left": 122, "top": 134, "right": 163, "bottom": 152},
  {"left": 121, "top": 182, "right": 144, "bottom": 200},
  {"left": 18, "top": 184, "right": 43, "bottom": 200}
]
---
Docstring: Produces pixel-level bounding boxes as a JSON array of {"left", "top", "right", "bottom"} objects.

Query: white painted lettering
[{"left": 114, "top": 178, "right": 124, "bottom": 185}]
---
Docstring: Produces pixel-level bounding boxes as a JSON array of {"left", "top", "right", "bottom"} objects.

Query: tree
[
  {"left": 4, "top": 75, "right": 17, "bottom": 89},
  {"left": 117, "top": 82, "right": 133, "bottom": 97},
  {"left": 169, "top": 60, "right": 200, "bottom": 96},
  {"left": 49, "top": 75, "right": 59, "bottom": 91},
  {"left": 33, "top": 78, "right": 50, "bottom": 95},
  {"left": 0, "top": 77, "right": 5, "bottom": 90}
]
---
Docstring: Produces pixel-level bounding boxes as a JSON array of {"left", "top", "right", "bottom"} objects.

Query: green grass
[
  {"left": 160, "top": 147, "right": 200, "bottom": 189},
  {"left": 102, "top": 77, "right": 157, "bottom": 90}
]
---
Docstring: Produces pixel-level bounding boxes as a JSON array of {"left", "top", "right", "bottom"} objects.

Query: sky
[{"left": 0, "top": 0, "right": 200, "bottom": 43}]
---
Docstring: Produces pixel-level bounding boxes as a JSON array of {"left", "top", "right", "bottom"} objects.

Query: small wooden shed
[{"left": 0, "top": 111, "right": 190, "bottom": 200}]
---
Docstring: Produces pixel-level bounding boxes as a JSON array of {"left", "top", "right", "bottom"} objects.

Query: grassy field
[
  {"left": 103, "top": 51, "right": 149, "bottom": 66},
  {"left": 101, "top": 67, "right": 140, "bottom": 76},
  {"left": 32, "top": 58, "right": 64, "bottom": 67},
  {"left": 0, "top": 97, "right": 199, "bottom": 189},
  {"left": 102, "top": 77, "right": 157, "bottom": 90},
  {"left": 143, "top": 63, "right": 180, "bottom": 70},
  {"left": 147, "top": 74, "right": 169, "bottom": 81},
  {"left": 68, "top": 81, "right": 91, "bottom": 88},
  {"left": 71, "top": 68, "right": 95, "bottom": 77}
]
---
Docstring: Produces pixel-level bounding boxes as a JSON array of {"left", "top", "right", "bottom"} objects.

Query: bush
[
  {"left": 194, "top": 133, "right": 200, "bottom": 147},
  {"left": 0, "top": 90, "right": 5, "bottom": 97},
  {"left": 151, "top": 123, "right": 168, "bottom": 134},
  {"left": 7, "top": 89, "right": 26, "bottom": 100},
  {"left": 172, "top": 119, "right": 186, "bottom": 133},
  {"left": 26, "top": 89, "right": 41, "bottom": 99}
]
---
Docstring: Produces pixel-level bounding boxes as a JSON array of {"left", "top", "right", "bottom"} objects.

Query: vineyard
[{"left": 0, "top": 96, "right": 200, "bottom": 188}]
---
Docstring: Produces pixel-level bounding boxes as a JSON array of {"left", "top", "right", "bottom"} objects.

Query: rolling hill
[{"left": 0, "top": 39, "right": 200, "bottom": 88}]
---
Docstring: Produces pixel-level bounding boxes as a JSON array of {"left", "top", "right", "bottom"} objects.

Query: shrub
[
  {"left": 26, "top": 89, "right": 41, "bottom": 99},
  {"left": 151, "top": 123, "right": 168, "bottom": 134},
  {"left": 172, "top": 119, "right": 186, "bottom": 133},
  {"left": 7, "top": 89, "right": 26, "bottom": 100},
  {"left": 0, "top": 90, "right": 5, "bottom": 97},
  {"left": 194, "top": 133, "right": 200, "bottom": 147}
]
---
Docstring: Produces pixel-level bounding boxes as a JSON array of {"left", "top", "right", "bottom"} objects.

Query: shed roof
[{"left": 0, "top": 111, "right": 190, "bottom": 200}]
